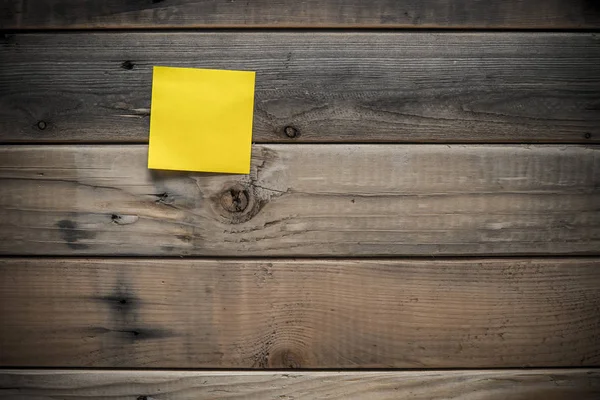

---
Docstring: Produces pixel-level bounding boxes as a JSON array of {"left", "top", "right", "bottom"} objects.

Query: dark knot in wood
[
  {"left": 213, "top": 184, "right": 266, "bottom": 224},
  {"left": 37, "top": 120, "right": 47, "bottom": 130},
  {"left": 284, "top": 126, "right": 299, "bottom": 139},
  {"left": 220, "top": 187, "right": 250, "bottom": 213},
  {"left": 121, "top": 60, "right": 135, "bottom": 70}
]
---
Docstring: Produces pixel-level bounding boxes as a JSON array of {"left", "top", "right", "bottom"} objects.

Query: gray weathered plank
[
  {"left": 1, "top": 145, "right": 598, "bottom": 256},
  {"left": 1, "top": 258, "right": 599, "bottom": 368},
  {"left": 2, "top": 0, "right": 599, "bottom": 29},
  {"left": 1, "top": 370, "right": 599, "bottom": 399},
  {"left": 1, "top": 32, "right": 599, "bottom": 143}
]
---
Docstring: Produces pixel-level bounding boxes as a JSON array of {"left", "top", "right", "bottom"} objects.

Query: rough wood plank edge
[
  {"left": 1, "top": 32, "right": 599, "bottom": 143},
  {"left": 1, "top": 370, "right": 600, "bottom": 400},
  {"left": 2, "top": 0, "right": 600, "bottom": 29},
  {"left": 1, "top": 144, "right": 598, "bottom": 256},
  {"left": 1, "top": 258, "right": 599, "bottom": 368}
]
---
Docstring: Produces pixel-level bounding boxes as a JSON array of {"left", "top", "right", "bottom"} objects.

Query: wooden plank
[
  {"left": 1, "top": 144, "right": 599, "bottom": 256},
  {"left": 2, "top": 0, "right": 599, "bottom": 29},
  {"left": 1, "top": 370, "right": 599, "bottom": 399},
  {"left": 1, "top": 258, "right": 599, "bottom": 368},
  {"left": 1, "top": 32, "right": 599, "bottom": 144}
]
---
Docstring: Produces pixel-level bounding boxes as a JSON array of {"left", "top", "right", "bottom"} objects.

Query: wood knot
[
  {"left": 154, "top": 192, "right": 172, "bottom": 204},
  {"left": 220, "top": 187, "right": 250, "bottom": 213},
  {"left": 584, "top": 132, "right": 592, "bottom": 139},
  {"left": 284, "top": 126, "right": 299, "bottom": 139},
  {"left": 121, "top": 60, "right": 135, "bottom": 70},
  {"left": 213, "top": 184, "right": 265, "bottom": 224},
  {"left": 37, "top": 120, "right": 47, "bottom": 130},
  {"left": 270, "top": 349, "right": 305, "bottom": 368}
]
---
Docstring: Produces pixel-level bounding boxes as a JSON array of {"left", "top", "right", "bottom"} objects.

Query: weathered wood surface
[
  {"left": 1, "top": 145, "right": 599, "bottom": 256},
  {"left": 2, "top": 0, "right": 600, "bottom": 29},
  {"left": 1, "top": 258, "right": 599, "bottom": 368},
  {"left": 1, "top": 32, "right": 599, "bottom": 143},
  {"left": 1, "top": 370, "right": 599, "bottom": 400}
]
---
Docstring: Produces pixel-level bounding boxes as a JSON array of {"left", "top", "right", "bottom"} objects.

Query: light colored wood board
[
  {"left": 1, "top": 144, "right": 599, "bottom": 256},
  {"left": 1, "top": 32, "right": 599, "bottom": 143},
  {"left": 1, "top": 370, "right": 599, "bottom": 400},
  {"left": 2, "top": 0, "right": 599, "bottom": 29},
  {"left": 1, "top": 258, "right": 599, "bottom": 368}
]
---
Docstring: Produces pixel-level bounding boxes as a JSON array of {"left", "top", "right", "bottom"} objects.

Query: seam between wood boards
[
  {"left": 2, "top": 141, "right": 599, "bottom": 145},
  {"left": 1, "top": 255, "right": 599, "bottom": 260},
  {"left": 7, "top": 141, "right": 600, "bottom": 147},
  {"left": 1, "top": 367, "right": 599, "bottom": 372},
  {"left": 2, "top": 27, "right": 600, "bottom": 33}
]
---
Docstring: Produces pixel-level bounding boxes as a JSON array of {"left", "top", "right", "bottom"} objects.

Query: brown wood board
[
  {"left": 2, "top": 0, "right": 600, "bottom": 29},
  {"left": 1, "top": 32, "right": 599, "bottom": 143},
  {"left": 1, "top": 258, "right": 599, "bottom": 368},
  {"left": 1, "top": 144, "right": 599, "bottom": 256},
  {"left": 1, "top": 370, "right": 600, "bottom": 399}
]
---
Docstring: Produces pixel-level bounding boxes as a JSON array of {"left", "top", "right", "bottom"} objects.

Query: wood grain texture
[
  {"left": 1, "top": 258, "right": 599, "bottom": 368},
  {"left": 1, "top": 144, "right": 599, "bottom": 256},
  {"left": 2, "top": 370, "right": 600, "bottom": 400},
  {"left": 2, "top": 0, "right": 600, "bottom": 29},
  {"left": 1, "top": 32, "right": 599, "bottom": 143}
]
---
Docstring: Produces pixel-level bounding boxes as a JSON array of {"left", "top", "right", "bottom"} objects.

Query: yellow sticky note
[{"left": 148, "top": 66, "right": 256, "bottom": 173}]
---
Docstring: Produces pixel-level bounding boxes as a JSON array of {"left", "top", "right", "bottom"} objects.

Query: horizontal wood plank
[
  {"left": 1, "top": 370, "right": 599, "bottom": 399},
  {"left": 1, "top": 258, "right": 599, "bottom": 368},
  {"left": 1, "top": 32, "right": 599, "bottom": 143},
  {"left": 2, "top": 0, "right": 599, "bottom": 29},
  {"left": 1, "top": 145, "right": 599, "bottom": 256}
]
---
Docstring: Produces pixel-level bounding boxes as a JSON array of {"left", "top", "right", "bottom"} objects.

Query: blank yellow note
[{"left": 148, "top": 66, "right": 256, "bottom": 174}]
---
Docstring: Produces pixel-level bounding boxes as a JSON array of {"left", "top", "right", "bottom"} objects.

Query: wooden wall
[{"left": 1, "top": 1, "right": 599, "bottom": 398}]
